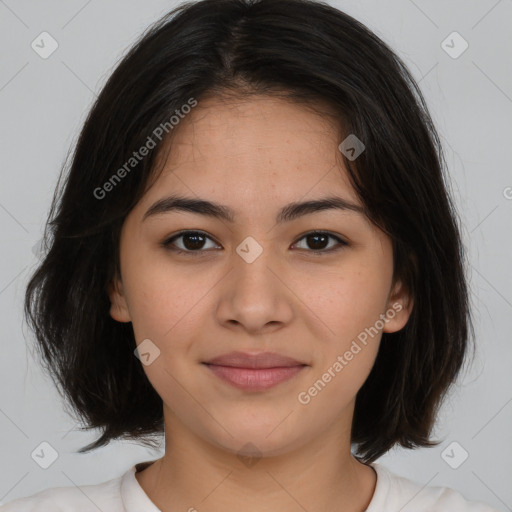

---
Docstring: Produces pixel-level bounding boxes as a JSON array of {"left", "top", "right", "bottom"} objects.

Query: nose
[{"left": 215, "top": 239, "right": 294, "bottom": 334}]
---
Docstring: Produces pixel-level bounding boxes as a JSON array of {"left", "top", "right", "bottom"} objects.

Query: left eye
[
  {"left": 292, "top": 231, "right": 347, "bottom": 252},
  {"left": 162, "top": 230, "right": 347, "bottom": 254}
]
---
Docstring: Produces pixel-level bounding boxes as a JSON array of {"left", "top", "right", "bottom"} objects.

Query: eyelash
[{"left": 161, "top": 230, "right": 348, "bottom": 256}]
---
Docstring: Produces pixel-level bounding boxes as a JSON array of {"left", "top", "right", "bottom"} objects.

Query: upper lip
[{"left": 203, "top": 351, "right": 306, "bottom": 369}]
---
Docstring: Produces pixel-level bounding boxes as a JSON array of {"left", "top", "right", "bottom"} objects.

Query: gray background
[{"left": 0, "top": 0, "right": 511, "bottom": 509}]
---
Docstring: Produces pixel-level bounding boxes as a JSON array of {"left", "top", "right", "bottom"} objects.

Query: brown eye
[
  {"left": 180, "top": 233, "right": 206, "bottom": 250},
  {"left": 162, "top": 231, "right": 220, "bottom": 254},
  {"left": 293, "top": 231, "right": 347, "bottom": 253}
]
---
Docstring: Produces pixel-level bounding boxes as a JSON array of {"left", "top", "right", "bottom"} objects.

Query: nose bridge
[
  {"left": 235, "top": 234, "right": 267, "bottom": 266},
  {"left": 232, "top": 233, "right": 278, "bottom": 290},
  {"left": 215, "top": 233, "right": 292, "bottom": 330}
]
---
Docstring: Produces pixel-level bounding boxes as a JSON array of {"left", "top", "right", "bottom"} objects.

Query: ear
[
  {"left": 382, "top": 279, "right": 413, "bottom": 333},
  {"left": 107, "top": 278, "right": 131, "bottom": 323}
]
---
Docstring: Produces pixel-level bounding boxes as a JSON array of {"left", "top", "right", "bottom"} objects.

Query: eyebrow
[{"left": 142, "top": 193, "right": 366, "bottom": 224}]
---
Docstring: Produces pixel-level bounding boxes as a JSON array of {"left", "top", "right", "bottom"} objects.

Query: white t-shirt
[{"left": 0, "top": 460, "right": 499, "bottom": 511}]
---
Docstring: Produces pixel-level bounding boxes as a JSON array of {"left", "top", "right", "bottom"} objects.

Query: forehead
[
  {"left": 141, "top": 94, "right": 361, "bottom": 215},
  {"left": 170, "top": 93, "right": 342, "bottom": 156}
]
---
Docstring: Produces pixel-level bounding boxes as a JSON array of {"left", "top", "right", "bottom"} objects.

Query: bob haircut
[{"left": 25, "top": 0, "right": 473, "bottom": 463}]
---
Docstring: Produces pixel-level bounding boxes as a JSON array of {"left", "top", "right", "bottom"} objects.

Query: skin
[{"left": 108, "top": 94, "right": 413, "bottom": 512}]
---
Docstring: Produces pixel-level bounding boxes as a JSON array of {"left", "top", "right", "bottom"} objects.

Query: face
[{"left": 108, "top": 94, "right": 412, "bottom": 459}]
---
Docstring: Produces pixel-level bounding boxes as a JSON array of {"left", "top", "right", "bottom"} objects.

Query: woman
[{"left": 2, "top": 0, "right": 498, "bottom": 510}]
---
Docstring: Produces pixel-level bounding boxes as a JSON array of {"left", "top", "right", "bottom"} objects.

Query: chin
[
  {"left": 218, "top": 434, "right": 302, "bottom": 460},
  {"left": 200, "top": 413, "right": 308, "bottom": 459}
]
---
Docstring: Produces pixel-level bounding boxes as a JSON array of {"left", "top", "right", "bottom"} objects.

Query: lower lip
[{"left": 204, "top": 364, "right": 306, "bottom": 391}]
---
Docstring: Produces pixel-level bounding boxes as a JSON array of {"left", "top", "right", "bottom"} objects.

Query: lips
[
  {"left": 202, "top": 351, "right": 307, "bottom": 391},
  {"left": 204, "top": 351, "right": 305, "bottom": 369}
]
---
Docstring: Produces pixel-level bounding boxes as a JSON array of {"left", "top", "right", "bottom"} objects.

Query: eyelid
[{"left": 161, "top": 230, "right": 348, "bottom": 254}]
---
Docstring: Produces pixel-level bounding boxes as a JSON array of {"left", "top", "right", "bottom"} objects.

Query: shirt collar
[{"left": 121, "top": 460, "right": 161, "bottom": 512}]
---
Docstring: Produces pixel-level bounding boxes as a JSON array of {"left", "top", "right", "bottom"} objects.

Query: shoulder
[
  {"left": 368, "top": 462, "right": 500, "bottom": 512},
  {"left": 0, "top": 472, "right": 124, "bottom": 512}
]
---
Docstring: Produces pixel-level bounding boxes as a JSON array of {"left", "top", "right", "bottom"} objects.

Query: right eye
[{"left": 161, "top": 230, "right": 221, "bottom": 255}]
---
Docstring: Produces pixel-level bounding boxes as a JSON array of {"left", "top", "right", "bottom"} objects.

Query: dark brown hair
[{"left": 24, "top": 0, "right": 473, "bottom": 463}]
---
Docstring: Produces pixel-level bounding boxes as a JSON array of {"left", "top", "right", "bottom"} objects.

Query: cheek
[
  {"left": 120, "top": 246, "right": 202, "bottom": 342},
  {"left": 127, "top": 277, "right": 206, "bottom": 346},
  {"left": 121, "top": 255, "right": 208, "bottom": 405},
  {"left": 297, "top": 262, "right": 392, "bottom": 342},
  {"left": 296, "top": 270, "right": 387, "bottom": 411}
]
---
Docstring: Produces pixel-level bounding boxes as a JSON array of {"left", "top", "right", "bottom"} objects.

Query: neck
[{"left": 135, "top": 410, "right": 377, "bottom": 512}]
